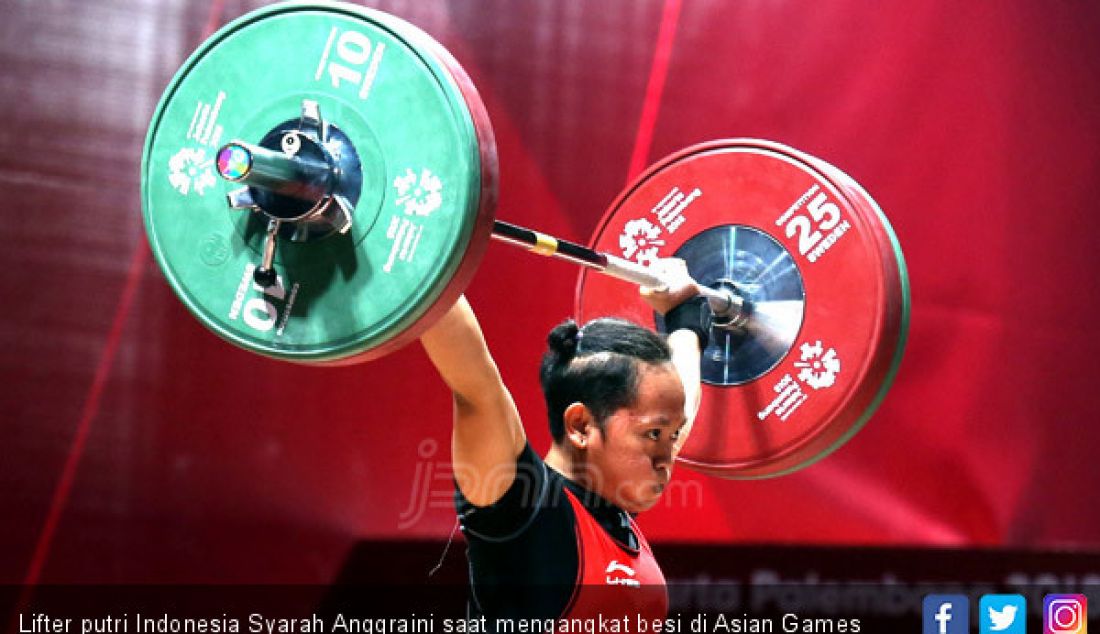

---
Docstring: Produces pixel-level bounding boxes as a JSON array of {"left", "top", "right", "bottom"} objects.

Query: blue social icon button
[
  {"left": 981, "top": 594, "right": 1026, "bottom": 633},
  {"left": 925, "top": 595, "right": 971, "bottom": 634}
]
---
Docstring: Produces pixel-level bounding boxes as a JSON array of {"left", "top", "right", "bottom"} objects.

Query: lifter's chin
[{"left": 622, "top": 484, "right": 664, "bottom": 514}]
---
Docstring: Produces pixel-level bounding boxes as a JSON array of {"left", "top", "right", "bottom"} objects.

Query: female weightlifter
[{"left": 419, "top": 259, "right": 709, "bottom": 620}]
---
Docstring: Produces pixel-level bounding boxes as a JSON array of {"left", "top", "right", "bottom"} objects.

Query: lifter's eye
[{"left": 646, "top": 429, "right": 662, "bottom": 441}]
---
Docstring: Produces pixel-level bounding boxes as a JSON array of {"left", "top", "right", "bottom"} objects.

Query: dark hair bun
[{"left": 546, "top": 319, "right": 580, "bottom": 362}]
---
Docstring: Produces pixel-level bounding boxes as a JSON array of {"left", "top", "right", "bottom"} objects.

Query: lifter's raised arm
[
  {"left": 639, "top": 259, "right": 705, "bottom": 455},
  {"left": 420, "top": 296, "right": 524, "bottom": 507}
]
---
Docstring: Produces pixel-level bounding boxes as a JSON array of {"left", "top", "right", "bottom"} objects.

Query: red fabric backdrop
[{"left": 1, "top": 0, "right": 1098, "bottom": 583}]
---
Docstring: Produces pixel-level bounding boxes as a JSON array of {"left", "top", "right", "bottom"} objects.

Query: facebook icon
[{"left": 924, "top": 595, "right": 970, "bottom": 634}]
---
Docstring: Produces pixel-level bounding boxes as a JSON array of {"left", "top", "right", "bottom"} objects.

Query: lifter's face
[{"left": 565, "top": 363, "right": 687, "bottom": 514}]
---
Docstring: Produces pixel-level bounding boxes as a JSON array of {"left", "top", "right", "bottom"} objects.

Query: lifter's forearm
[
  {"left": 668, "top": 329, "right": 702, "bottom": 455},
  {"left": 420, "top": 296, "right": 506, "bottom": 404}
]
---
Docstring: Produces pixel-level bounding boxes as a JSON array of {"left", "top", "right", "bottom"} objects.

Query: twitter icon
[{"left": 981, "top": 594, "right": 1027, "bottom": 634}]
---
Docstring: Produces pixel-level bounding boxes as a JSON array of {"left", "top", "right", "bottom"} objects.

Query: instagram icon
[{"left": 1045, "top": 594, "right": 1088, "bottom": 634}]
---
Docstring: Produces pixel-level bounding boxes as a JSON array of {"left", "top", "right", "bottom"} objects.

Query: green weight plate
[{"left": 142, "top": 1, "right": 497, "bottom": 364}]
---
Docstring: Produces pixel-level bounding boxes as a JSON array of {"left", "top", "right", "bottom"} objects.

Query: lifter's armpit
[{"left": 420, "top": 295, "right": 526, "bottom": 507}]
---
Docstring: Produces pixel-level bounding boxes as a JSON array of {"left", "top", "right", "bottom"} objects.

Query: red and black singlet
[
  {"left": 560, "top": 488, "right": 668, "bottom": 619},
  {"left": 455, "top": 443, "right": 668, "bottom": 621}
]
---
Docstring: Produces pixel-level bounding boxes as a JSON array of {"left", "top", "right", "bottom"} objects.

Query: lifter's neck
[{"left": 544, "top": 443, "right": 579, "bottom": 482}]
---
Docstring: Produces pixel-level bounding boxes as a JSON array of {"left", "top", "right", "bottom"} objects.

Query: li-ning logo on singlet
[{"left": 605, "top": 560, "right": 640, "bottom": 587}]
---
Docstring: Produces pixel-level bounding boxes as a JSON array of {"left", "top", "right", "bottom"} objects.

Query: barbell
[{"left": 141, "top": 1, "right": 909, "bottom": 478}]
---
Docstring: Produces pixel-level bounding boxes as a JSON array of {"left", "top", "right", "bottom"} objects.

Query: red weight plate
[{"left": 575, "top": 139, "right": 908, "bottom": 478}]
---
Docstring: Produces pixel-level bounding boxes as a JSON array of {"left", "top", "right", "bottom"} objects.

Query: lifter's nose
[{"left": 653, "top": 450, "right": 674, "bottom": 481}]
